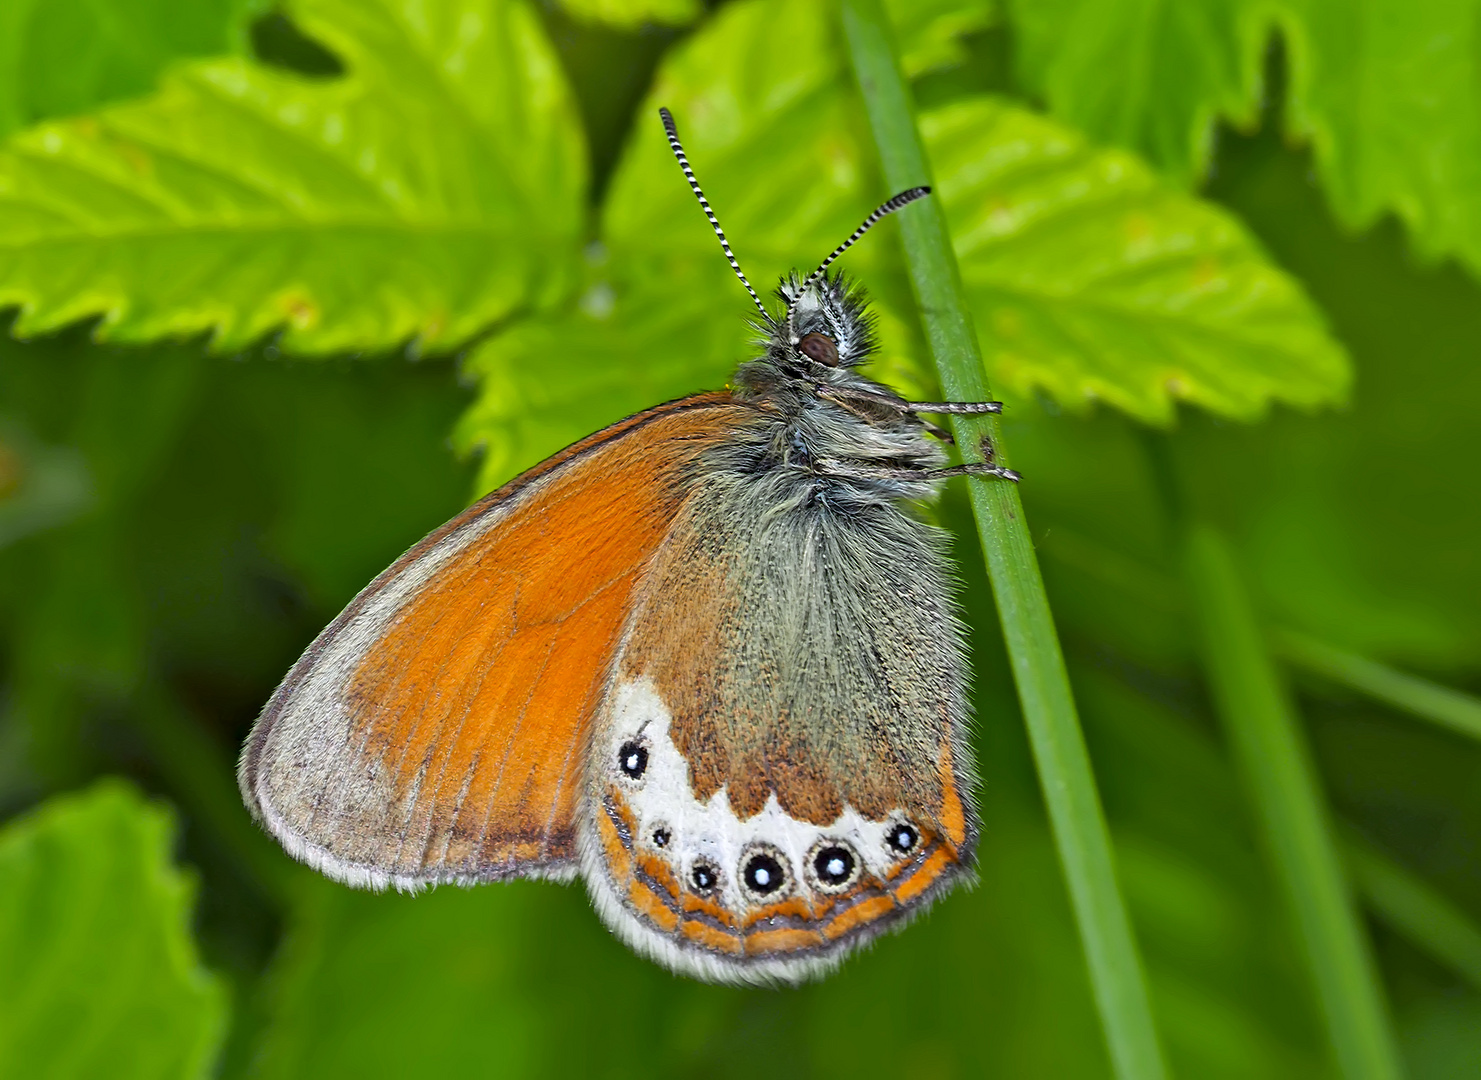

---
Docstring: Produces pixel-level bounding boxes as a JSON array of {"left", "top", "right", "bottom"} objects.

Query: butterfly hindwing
[
  {"left": 239, "top": 393, "right": 751, "bottom": 890},
  {"left": 582, "top": 456, "right": 978, "bottom": 983}
]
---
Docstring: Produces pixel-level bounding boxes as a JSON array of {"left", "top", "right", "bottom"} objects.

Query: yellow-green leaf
[
  {"left": 552, "top": 0, "right": 701, "bottom": 29},
  {"left": 928, "top": 97, "right": 1350, "bottom": 422},
  {"left": 1009, "top": 0, "right": 1481, "bottom": 278},
  {"left": 0, "top": 0, "right": 585, "bottom": 353}
]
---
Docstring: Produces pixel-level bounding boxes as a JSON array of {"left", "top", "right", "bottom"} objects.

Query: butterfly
[{"left": 239, "top": 108, "right": 1019, "bottom": 985}]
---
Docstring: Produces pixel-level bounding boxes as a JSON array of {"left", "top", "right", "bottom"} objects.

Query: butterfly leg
[
  {"left": 818, "top": 458, "right": 1021, "bottom": 484},
  {"left": 941, "top": 434, "right": 1020, "bottom": 481},
  {"left": 818, "top": 385, "right": 1003, "bottom": 417},
  {"left": 901, "top": 400, "right": 1003, "bottom": 415},
  {"left": 927, "top": 461, "right": 1022, "bottom": 482},
  {"left": 920, "top": 417, "right": 956, "bottom": 444}
]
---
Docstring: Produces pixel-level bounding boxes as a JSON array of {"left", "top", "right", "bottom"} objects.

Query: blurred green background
[{"left": 1, "top": 0, "right": 1479, "bottom": 1077}]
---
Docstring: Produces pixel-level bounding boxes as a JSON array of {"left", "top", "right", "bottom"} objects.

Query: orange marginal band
[
  {"left": 601, "top": 784, "right": 964, "bottom": 961},
  {"left": 936, "top": 743, "right": 968, "bottom": 851}
]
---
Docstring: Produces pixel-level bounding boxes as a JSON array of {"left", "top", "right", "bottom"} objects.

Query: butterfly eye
[
  {"left": 809, "top": 841, "right": 860, "bottom": 891},
  {"left": 689, "top": 859, "right": 720, "bottom": 894},
  {"left": 798, "top": 332, "right": 840, "bottom": 366},
  {"left": 887, "top": 822, "right": 919, "bottom": 855},
  {"left": 739, "top": 843, "right": 792, "bottom": 899},
  {"left": 617, "top": 740, "right": 648, "bottom": 780}
]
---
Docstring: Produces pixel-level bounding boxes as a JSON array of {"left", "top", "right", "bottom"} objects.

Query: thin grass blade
[
  {"left": 1184, "top": 524, "right": 1404, "bottom": 1080},
  {"left": 1344, "top": 828, "right": 1481, "bottom": 993},
  {"left": 1276, "top": 630, "right": 1481, "bottom": 744},
  {"left": 839, "top": 3, "right": 1167, "bottom": 1077}
]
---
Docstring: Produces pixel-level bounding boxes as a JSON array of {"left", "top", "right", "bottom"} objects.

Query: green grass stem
[
  {"left": 1275, "top": 630, "right": 1481, "bottom": 744},
  {"left": 1183, "top": 524, "right": 1404, "bottom": 1080},
  {"left": 840, "top": 5, "right": 1167, "bottom": 1077},
  {"left": 1038, "top": 525, "right": 1481, "bottom": 747},
  {"left": 1042, "top": 523, "right": 1481, "bottom": 990},
  {"left": 1343, "top": 828, "right": 1481, "bottom": 993}
]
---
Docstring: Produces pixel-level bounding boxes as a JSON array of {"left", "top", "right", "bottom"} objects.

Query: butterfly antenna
[
  {"left": 799, "top": 186, "right": 932, "bottom": 296},
  {"left": 659, "top": 108, "right": 772, "bottom": 323}
]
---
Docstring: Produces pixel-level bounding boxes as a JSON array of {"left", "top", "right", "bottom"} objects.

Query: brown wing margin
[{"left": 239, "top": 392, "right": 752, "bottom": 890}]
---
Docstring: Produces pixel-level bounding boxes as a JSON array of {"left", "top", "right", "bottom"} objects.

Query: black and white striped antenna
[
  {"left": 798, "top": 186, "right": 931, "bottom": 296},
  {"left": 659, "top": 107, "right": 771, "bottom": 322}
]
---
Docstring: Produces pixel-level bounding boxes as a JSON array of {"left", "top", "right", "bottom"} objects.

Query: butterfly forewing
[{"left": 240, "top": 393, "right": 749, "bottom": 890}]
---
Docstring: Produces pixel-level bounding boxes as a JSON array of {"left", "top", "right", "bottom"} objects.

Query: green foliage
[
  {"left": 0, "top": 0, "right": 1479, "bottom": 1077},
  {"left": 458, "top": 0, "right": 1345, "bottom": 494},
  {"left": 552, "top": 0, "right": 701, "bottom": 29},
  {"left": 926, "top": 96, "right": 1346, "bottom": 422},
  {"left": 248, "top": 806, "right": 1123, "bottom": 1079},
  {"left": 0, "top": 423, "right": 91, "bottom": 549},
  {"left": 1, "top": 338, "right": 203, "bottom": 782},
  {"left": 1184, "top": 524, "right": 1402, "bottom": 1079},
  {"left": 889, "top": 0, "right": 999, "bottom": 76},
  {"left": 0, "top": 781, "right": 225, "bottom": 1079},
  {"left": 0, "top": 0, "right": 585, "bottom": 352},
  {"left": 1010, "top": 0, "right": 1481, "bottom": 275},
  {"left": 0, "top": 0, "right": 264, "bottom": 139},
  {"left": 1008, "top": 0, "right": 1261, "bottom": 186}
]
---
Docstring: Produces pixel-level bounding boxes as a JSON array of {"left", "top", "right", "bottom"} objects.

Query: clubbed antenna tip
[{"left": 799, "top": 186, "right": 932, "bottom": 296}]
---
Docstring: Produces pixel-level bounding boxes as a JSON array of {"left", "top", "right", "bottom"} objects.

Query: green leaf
[
  {"left": 925, "top": 96, "right": 1350, "bottom": 423},
  {"left": 1008, "top": 0, "right": 1481, "bottom": 278},
  {"left": 1282, "top": 0, "right": 1481, "bottom": 268},
  {"left": 456, "top": 272, "right": 744, "bottom": 488},
  {"left": 1007, "top": 0, "right": 1262, "bottom": 187},
  {"left": 887, "top": 0, "right": 998, "bottom": 76},
  {"left": 551, "top": 0, "right": 700, "bottom": 29},
  {"left": 0, "top": 781, "right": 225, "bottom": 1079},
  {"left": 0, "top": 0, "right": 585, "bottom": 353},
  {"left": 0, "top": 0, "right": 265, "bottom": 140},
  {"left": 600, "top": 0, "right": 885, "bottom": 281}
]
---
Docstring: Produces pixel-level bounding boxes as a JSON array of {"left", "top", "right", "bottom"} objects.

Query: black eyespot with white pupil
[
  {"left": 814, "top": 845, "right": 856, "bottom": 886},
  {"left": 651, "top": 827, "right": 670, "bottom": 849},
  {"left": 690, "top": 861, "right": 719, "bottom": 893},
  {"left": 618, "top": 741, "right": 647, "bottom": 779},
  {"left": 743, "top": 852, "right": 786, "bottom": 896},
  {"left": 798, "top": 332, "right": 840, "bottom": 366},
  {"left": 888, "top": 822, "right": 919, "bottom": 854}
]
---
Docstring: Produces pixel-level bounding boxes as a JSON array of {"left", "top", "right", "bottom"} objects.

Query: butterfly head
[
  {"left": 658, "top": 106, "right": 927, "bottom": 386},
  {"left": 763, "top": 269, "right": 877, "bottom": 379}
]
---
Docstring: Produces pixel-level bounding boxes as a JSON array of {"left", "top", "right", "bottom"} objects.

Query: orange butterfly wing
[{"left": 239, "top": 393, "right": 752, "bottom": 889}]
